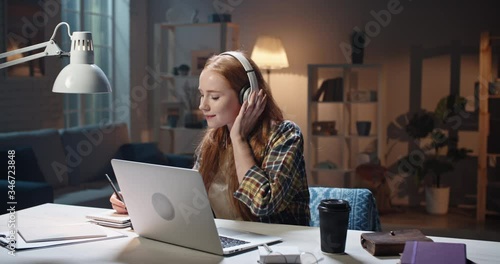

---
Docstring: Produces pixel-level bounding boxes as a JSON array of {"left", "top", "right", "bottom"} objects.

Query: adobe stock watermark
[
  {"left": 340, "top": 0, "right": 409, "bottom": 63},
  {"left": 51, "top": 65, "right": 164, "bottom": 181},
  {"left": 177, "top": 187, "right": 211, "bottom": 225}
]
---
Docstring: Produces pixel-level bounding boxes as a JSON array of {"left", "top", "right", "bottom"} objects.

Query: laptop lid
[{"left": 111, "top": 159, "right": 281, "bottom": 255}]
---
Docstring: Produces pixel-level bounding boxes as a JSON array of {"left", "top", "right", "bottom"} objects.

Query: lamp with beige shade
[{"left": 250, "top": 35, "right": 289, "bottom": 84}]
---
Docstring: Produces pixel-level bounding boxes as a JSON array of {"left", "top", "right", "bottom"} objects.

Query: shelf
[
  {"left": 159, "top": 127, "right": 205, "bottom": 154},
  {"left": 311, "top": 168, "right": 353, "bottom": 173},
  {"left": 308, "top": 63, "right": 381, "bottom": 69},
  {"left": 160, "top": 74, "right": 201, "bottom": 80},
  {"left": 157, "top": 22, "right": 239, "bottom": 29},
  {"left": 477, "top": 31, "right": 498, "bottom": 222},
  {"left": 311, "top": 134, "right": 344, "bottom": 138},
  {"left": 348, "top": 135, "right": 378, "bottom": 139},
  {"left": 311, "top": 134, "right": 377, "bottom": 138},
  {"left": 307, "top": 63, "right": 382, "bottom": 188},
  {"left": 160, "top": 100, "right": 182, "bottom": 104},
  {"left": 152, "top": 21, "right": 239, "bottom": 143},
  {"left": 311, "top": 101, "right": 344, "bottom": 105},
  {"left": 160, "top": 126, "right": 202, "bottom": 131},
  {"left": 311, "top": 101, "right": 377, "bottom": 105},
  {"left": 345, "top": 101, "right": 378, "bottom": 104},
  {"left": 160, "top": 73, "right": 174, "bottom": 80}
]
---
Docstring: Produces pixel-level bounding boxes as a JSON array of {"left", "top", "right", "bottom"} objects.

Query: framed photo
[{"left": 191, "top": 50, "right": 216, "bottom": 75}]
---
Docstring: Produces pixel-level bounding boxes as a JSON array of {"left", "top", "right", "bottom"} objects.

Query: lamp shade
[
  {"left": 52, "top": 64, "right": 111, "bottom": 93},
  {"left": 52, "top": 31, "right": 111, "bottom": 93},
  {"left": 251, "top": 36, "right": 289, "bottom": 70}
]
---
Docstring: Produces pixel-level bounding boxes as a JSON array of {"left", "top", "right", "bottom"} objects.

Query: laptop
[{"left": 110, "top": 159, "right": 281, "bottom": 255}]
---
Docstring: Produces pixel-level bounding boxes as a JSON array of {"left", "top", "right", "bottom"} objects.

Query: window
[{"left": 61, "top": 0, "right": 113, "bottom": 127}]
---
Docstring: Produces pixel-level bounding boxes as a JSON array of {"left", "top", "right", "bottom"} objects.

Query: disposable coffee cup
[{"left": 318, "top": 199, "right": 351, "bottom": 253}]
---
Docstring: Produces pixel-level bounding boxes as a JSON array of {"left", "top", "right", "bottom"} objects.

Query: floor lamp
[
  {"left": 251, "top": 35, "right": 289, "bottom": 85},
  {"left": 0, "top": 22, "right": 111, "bottom": 94}
]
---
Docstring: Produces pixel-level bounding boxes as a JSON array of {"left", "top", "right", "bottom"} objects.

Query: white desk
[{"left": 1, "top": 203, "right": 499, "bottom": 263}]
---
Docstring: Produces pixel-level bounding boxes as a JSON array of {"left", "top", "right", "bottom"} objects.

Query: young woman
[{"left": 111, "top": 51, "right": 310, "bottom": 226}]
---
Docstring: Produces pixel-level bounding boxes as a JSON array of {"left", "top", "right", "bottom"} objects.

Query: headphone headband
[{"left": 220, "top": 51, "right": 259, "bottom": 100}]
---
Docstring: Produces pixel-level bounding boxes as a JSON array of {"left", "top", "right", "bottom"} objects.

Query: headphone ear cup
[{"left": 239, "top": 86, "right": 251, "bottom": 104}]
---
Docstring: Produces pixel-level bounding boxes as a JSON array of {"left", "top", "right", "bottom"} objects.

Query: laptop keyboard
[{"left": 219, "top": 235, "right": 250, "bottom": 248}]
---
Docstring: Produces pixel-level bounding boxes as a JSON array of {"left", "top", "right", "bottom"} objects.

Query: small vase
[
  {"left": 351, "top": 30, "right": 365, "bottom": 64},
  {"left": 356, "top": 121, "right": 371, "bottom": 136}
]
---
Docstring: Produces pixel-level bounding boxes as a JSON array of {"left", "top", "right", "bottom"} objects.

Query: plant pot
[{"left": 425, "top": 186, "right": 450, "bottom": 215}]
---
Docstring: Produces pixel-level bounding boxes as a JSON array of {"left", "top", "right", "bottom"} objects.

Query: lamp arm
[
  {"left": 0, "top": 22, "right": 71, "bottom": 70},
  {"left": 0, "top": 40, "right": 67, "bottom": 70}
]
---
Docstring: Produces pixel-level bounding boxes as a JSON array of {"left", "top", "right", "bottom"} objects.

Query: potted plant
[{"left": 398, "top": 95, "right": 471, "bottom": 214}]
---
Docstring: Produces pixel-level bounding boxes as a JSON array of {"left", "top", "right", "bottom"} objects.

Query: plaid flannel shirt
[{"left": 233, "top": 120, "right": 310, "bottom": 226}]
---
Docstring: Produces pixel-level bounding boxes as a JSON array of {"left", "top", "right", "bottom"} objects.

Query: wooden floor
[{"left": 379, "top": 206, "right": 500, "bottom": 242}]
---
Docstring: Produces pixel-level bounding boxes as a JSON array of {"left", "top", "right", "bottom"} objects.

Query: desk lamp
[
  {"left": 0, "top": 22, "right": 111, "bottom": 94},
  {"left": 251, "top": 35, "right": 289, "bottom": 84}
]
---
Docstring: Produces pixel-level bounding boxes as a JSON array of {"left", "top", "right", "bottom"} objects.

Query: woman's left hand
[{"left": 230, "top": 89, "right": 267, "bottom": 140}]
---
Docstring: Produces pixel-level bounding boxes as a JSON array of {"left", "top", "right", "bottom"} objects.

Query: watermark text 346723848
[{"left": 5, "top": 150, "right": 17, "bottom": 256}]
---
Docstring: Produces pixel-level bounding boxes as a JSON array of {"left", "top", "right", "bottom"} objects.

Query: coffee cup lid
[{"left": 318, "top": 199, "right": 351, "bottom": 211}]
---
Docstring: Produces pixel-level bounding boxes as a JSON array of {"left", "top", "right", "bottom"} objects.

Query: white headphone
[{"left": 220, "top": 51, "right": 259, "bottom": 104}]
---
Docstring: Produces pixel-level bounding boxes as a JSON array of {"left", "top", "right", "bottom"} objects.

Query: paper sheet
[
  {"left": 0, "top": 225, "right": 126, "bottom": 250},
  {"left": 19, "top": 223, "right": 107, "bottom": 243}
]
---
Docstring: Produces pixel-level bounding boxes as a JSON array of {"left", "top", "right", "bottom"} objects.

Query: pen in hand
[{"left": 105, "top": 173, "right": 124, "bottom": 203}]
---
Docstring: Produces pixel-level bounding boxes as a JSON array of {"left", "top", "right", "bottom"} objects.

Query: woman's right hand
[{"left": 110, "top": 192, "right": 128, "bottom": 214}]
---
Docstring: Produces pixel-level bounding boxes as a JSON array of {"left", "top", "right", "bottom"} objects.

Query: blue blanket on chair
[{"left": 309, "top": 187, "right": 381, "bottom": 231}]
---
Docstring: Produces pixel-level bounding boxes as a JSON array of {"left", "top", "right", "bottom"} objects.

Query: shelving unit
[
  {"left": 477, "top": 31, "right": 499, "bottom": 221},
  {"left": 152, "top": 22, "right": 239, "bottom": 154},
  {"left": 307, "top": 64, "right": 383, "bottom": 187}
]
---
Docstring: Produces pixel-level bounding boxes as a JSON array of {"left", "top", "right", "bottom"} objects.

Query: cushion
[
  {"left": 0, "top": 147, "right": 45, "bottom": 183},
  {"left": 117, "top": 142, "right": 169, "bottom": 165},
  {"left": 59, "top": 123, "right": 130, "bottom": 185},
  {"left": 0, "top": 129, "right": 69, "bottom": 188}
]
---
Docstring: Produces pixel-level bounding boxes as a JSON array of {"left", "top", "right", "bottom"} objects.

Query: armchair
[{"left": 309, "top": 187, "right": 381, "bottom": 231}]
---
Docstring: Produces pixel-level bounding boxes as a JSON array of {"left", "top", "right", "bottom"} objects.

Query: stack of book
[{"left": 86, "top": 210, "right": 131, "bottom": 228}]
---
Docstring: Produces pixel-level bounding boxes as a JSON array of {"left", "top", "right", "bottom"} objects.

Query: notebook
[
  {"left": 86, "top": 210, "right": 131, "bottom": 224},
  {"left": 18, "top": 223, "right": 107, "bottom": 243},
  {"left": 111, "top": 159, "right": 282, "bottom": 255},
  {"left": 400, "top": 241, "right": 467, "bottom": 264},
  {"left": 1, "top": 226, "right": 126, "bottom": 250},
  {"left": 88, "top": 219, "right": 131, "bottom": 228}
]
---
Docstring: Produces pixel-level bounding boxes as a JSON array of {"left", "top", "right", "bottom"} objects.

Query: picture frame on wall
[{"left": 191, "top": 50, "right": 216, "bottom": 75}]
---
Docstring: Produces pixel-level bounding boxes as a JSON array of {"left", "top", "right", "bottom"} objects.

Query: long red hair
[{"left": 197, "top": 51, "right": 284, "bottom": 220}]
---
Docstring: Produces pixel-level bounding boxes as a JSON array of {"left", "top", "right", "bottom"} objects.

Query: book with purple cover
[{"left": 400, "top": 241, "right": 467, "bottom": 264}]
